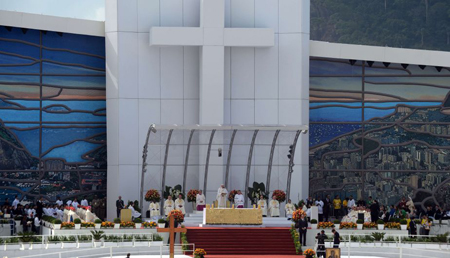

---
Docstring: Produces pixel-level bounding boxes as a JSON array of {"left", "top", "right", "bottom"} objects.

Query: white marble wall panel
[
  {"left": 230, "top": 100, "right": 254, "bottom": 124},
  {"left": 118, "top": 99, "right": 139, "bottom": 165},
  {"left": 137, "top": 0, "right": 160, "bottom": 32},
  {"left": 160, "top": 0, "right": 183, "bottom": 26},
  {"left": 255, "top": 35, "right": 279, "bottom": 99},
  {"left": 161, "top": 100, "right": 184, "bottom": 124},
  {"left": 231, "top": 48, "right": 255, "bottom": 99},
  {"left": 118, "top": 33, "right": 138, "bottom": 98},
  {"left": 106, "top": 165, "right": 119, "bottom": 219},
  {"left": 161, "top": 47, "right": 184, "bottom": 99},
  {"left": 184, "top": 0, "right": 201, "bottom": 26},
  {"left": 138, "top": 33, "right": 160, "bottom": 99},
  {"left": 230, "top": 0, "right": 255, "bottom": 28},
  {"left": 184, "top": 47, "right": 200, "bottom": 99},
  {"left": 106, "top": 99, "right": 119, "bottom": 166},
  {"left": 255, "top": 99, "right": 278, "bottom": 124},
  {"left": 255, "top": 0, "right": 279, "bottom": 32},
  {"left": 118, "top": 165, "right": 140, "bottom": 201},
  {"left": 105, "top": 32, "right": 118, "bottom": 99},
  {"left": 184, "top": 100, "right": 199, "bottom": 124}
]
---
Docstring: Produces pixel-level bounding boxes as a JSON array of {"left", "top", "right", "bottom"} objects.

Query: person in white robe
[
  {"left": 268, "top": 196, "right": 280, "bottom": 217},
  {"left": 128, "top": 202, "right": 141, "bottom": 219},
  {"left": 234, "top": 190, "right": 245, "bottom": 208},
  {"left": 56, "top": 197, "right": 63, "bottom": 206},
  {"left": 72, "top": 198, "right": 79, "bottom": 209},
  {"left": 175, "top": 194, "right": 186, "bottom": 215},
  {"left": 149, "top": 201, "right": 160, "bottom": 218},
  {"left": 12, "top": 196, "right": 20, "bottom": 208},
  {"left": 164, "top": 196, "right": 174, "bottom": 216},
  {"left": 285, "top": 199, "right": 295, "bottom": 220},
  {"left": 216, "top": 184, "right": 228, "bottom": 208},
  {"left": 66, "top": 200, "right": 72, "bottom": 206},
  {"left": 196, "top": 190, "right": 206, "bottom": 211},
  {"left": 56, "top": 208, "right": 64, "bottom": 221},
  {"left": 258, "top": 195, "right": 268, "bottom": 217},
  {"left": 81, "top": 197, "right": 89, "bottom": 207}
]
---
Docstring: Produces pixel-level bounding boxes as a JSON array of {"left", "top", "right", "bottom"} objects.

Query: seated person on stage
[
  {"left": 216, "top": 184, "right": 228, "bottom": 208},
  {"left": 149, "top": 200, "right": 160, "bottom": 219},
  {"left": 268, "top": 196, "right": 280, "bottom": 217},
  {"left": 128, "top": 202, "right": 141, "bottom": 219},
  {"left": 234, "top": 190, "right": 245, "bottom": 208},
  {"left": 285, "top": 199, "right": 295, "bottom": 220},
  {"left": 164, "top": 196, "right": 174, "bottom": 216},
  {"left": 196, "top": 190, "right": 206, "bottom": 211},
  {"left": 175, "top": 194, "right": 186, "bottom": 214},
  {"left": 258, "top": 195, "right": 268, "bottom": 217}
]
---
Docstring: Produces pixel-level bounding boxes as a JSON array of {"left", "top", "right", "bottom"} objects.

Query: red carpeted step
[{"left": 186, "top": 227, "right": 297, "bottom": 255}]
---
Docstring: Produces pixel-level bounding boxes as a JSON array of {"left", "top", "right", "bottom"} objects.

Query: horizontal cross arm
[
  {"left": 150, "top": 27, "right": 203, "bottom": 46},
  {"left": 224, "top": 28, "right": 274, "bottom": 47}
]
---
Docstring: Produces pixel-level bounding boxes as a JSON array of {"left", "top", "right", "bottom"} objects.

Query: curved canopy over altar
[{"left": 140, "top": 124, "right": 308, "bottom": 213}]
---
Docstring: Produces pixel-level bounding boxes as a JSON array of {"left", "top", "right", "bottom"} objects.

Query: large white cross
[{"left": 150, "top": 0, "right": 274, "bottom": 125}]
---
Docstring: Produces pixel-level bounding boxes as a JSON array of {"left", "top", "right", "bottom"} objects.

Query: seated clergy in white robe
[
  {"left": 196, "top": 190, "right": 206, "bottom": 211},
  {"left": 268, "top": 197, "right": 280, "bottom": 217},
  {"left": 234, "top": 190, "right": 245, "bottom": 208},
  {"left": 285, "top": 199, "right": 295, "bottom": 219},
  {"left": 81, "top": 198, "right": 89, "bottom": 207},
  {"left": 258, "top": 196, "right": 268, "bottom": 217},
  {"left": 128, "top": 203, "right": 141, "bottom": 219},
  {"left": 149, "top": 201, "right": 160, "bottom": 218},
  {"left": 72, "top": 199, "right": 79, "bottom": 209},
  {"left": 175, "top": 195, "right": 186, "bottom": 214},
  {"left": 164, "top": 196, "right": 174, "bottom": 216},
  {"left": 216, "top": 184, "right": 228, "bottom": 208}
]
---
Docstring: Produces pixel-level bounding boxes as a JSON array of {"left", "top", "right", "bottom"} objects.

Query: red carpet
[
  {"left": 186, "top": 227, "right": 297, "bottom": 255},
  {"left": 204, "top": 256, "right": 303, "bottom": 258}
]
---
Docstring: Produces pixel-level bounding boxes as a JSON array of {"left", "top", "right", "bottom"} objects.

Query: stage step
[{"left": 186, "top": 227, "right": 297, "bottom": 255}]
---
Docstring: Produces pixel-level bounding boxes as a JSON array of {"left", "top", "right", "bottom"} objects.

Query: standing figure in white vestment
[
  {"left": 175, "top": 194, "right": 186, "bottom": 214},
  {"left": 128, "top": 202, "right": 141, "bottom": 219},
  {"left": 216, "top": 184, "right": 228, "bottom": 208},
  {"left": 56, "top": 197, "right": 63, "bottom": 206},
  {"left": 196, "top": 190, "right": 206, "bottom": 211},
  {"left": 258, "top": 195, "right": 268, "bottom": 217},
  {"left": 72, "top": 198, "right": 79, "bottom": 209},
  {"left": 268, "top": 196, "right": 280, "bottom": 217},
  {"left": 149, "top": 201, "right": 160, "bottom": 218},
  {"left": 12, "top": 195, "right": 20, "bottom": 208},
  {"left": 285, "top": 199, "right": 295, "bottom": 220},
  {"left": 234, "top": 190, "right": 245, "bottom": 208},
  {"left": 164, "top": 195, "right": 174, "bottom": 216},
  {"left": 80, "top": 197, "right": 89, "bottom": 207}
]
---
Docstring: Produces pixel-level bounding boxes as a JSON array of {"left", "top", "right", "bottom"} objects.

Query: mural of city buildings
[
  {"left": 0, "top": 26, "right": 106, "bottom": 204},
  {"left": 309, "top": 58, "right": 450, "bottom": 209}
]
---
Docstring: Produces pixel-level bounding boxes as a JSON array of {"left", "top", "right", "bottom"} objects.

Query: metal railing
[{"left": 314, "top": 233, "right": 450, "bottom": 258}]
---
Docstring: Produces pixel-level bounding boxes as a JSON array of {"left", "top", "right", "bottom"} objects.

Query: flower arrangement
[
  {"left": 317, "top": 221, "right": 334, "bottom": 229},
  {"left": 292, "top": 209, "right": 306, "bottom": 222},
  {"left": 272, "top": 190, "right": 286, "bottom": 203},
  {"left": 187, "top": 189, "right": 200, "bottom": 203},
  {"left": 101, "top": 221, "right": 114, "bottom": 228},
  {"left": 168, "top": 210, "right": 184, "bottom": 222},
  {"left": 290, "top": 224, "right": 302, "bottom": 254},
  {"left": 142, "top": 221, "right": 157, "bottom": 228},
  {"left": 228, "top": 190, "right": 238, "bottom": 202},
  {"left": 61, "top": 222, "right": 75, "bottom": 229},
  {"left": 64, "top": 206, "right": 76, "bottom": 212},
  {"left": 81, "top": 222, "right": 95, "bottom": 228},
  {"left": 363, "top": 222, "right": 377, "bottom": 229},
  {"left": 385, "top": 222, "right": 400, "bottom": 229},
  {"left": 120, "top": 221, "right": 135, "bottom": 228},
  {"left": 145, "top": 189, "right": 161, "bottom": 202},
  {"left": 304, "top": 249, "right": 316, "bottom": 258},
  {"left": 340, "top": 222, "right": 357, "bottom": 229},
  {"left": 193, "top": 248, "right": 207, "bottom": 258}
]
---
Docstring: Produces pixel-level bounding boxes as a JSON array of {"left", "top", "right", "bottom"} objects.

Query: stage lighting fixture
[
  {"left": 4, "top": 26, "right": 12, "bottom": 32},
  {"left": 366, "top": 61, "right": 374, "bottom": 67},
  {"left": 21, "top": 28, "right": 28, "bottom": 34},
  {"left": 150, "top": 124, "right": 157, "bottom": 133},
  {"left": 419, "top": 65, "right": 426, "bottom": 70},
  {"left": 287, "top": 145, "right": 293, "bottom": 159},
  {"left": 349, "top": 60, "right": 357, "bottom": 66},
  {"left": 383, "top": 62, "right": 390, "bottom": 68},
  {"left": 56, "top": 32, "right": 63, "bottom": 37},
  {"left": 302, "top": 130, "right": 308, "bottom": 134},
  {"left": 401, "top": 64, "right": 409, "bottom": 69},
  {"left": 218, "top": 148, "right": 222, "bottom": 157},
  {"left": 436, "top": 66, "right": 443, "bottom": 72},
  {"left": 41, "top": 30, "right": 47, "bottom": 35}
]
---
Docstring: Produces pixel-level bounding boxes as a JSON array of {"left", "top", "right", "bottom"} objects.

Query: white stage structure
[{"left": 140, "top": 124, "right": 308, "bottom": 213}]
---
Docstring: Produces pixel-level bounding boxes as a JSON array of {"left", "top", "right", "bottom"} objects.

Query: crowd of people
[{"left": 1, "top": 195, "right": 106, "bottom": 235}]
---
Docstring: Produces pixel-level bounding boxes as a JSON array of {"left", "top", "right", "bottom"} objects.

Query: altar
[{"left": 203, "top": 207, "right": 262, "bottom": 225}]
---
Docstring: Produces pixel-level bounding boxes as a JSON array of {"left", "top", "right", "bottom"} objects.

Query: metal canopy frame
[{"left": 140, "top": 124, "right": 308, "bottom": 212}]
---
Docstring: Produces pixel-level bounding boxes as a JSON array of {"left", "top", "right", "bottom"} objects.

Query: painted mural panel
[
  {"left": 310, "top": 58, "right": 450, "bottom": 209},
  {"left": 0, "top": 26, "right": 106, "bottom": 203}
]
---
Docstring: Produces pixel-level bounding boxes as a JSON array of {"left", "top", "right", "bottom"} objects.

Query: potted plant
[
  {"left": 142, "top": 221, "right": 157, "bottom": 228},
  {"left": 400, "top": 219, "right": 407, "bottom": 230},
  {"left": 357, "top": 219, "right": 364, "bottom": 230},
  {"left": 94, "top": 219, "right": 102, "bottom": 229},
  {"left": 134, "top": 218, "right": 142, "bottom": 229},
  {"left": 74, "top": 218, "right": 81, "bottom": 229},
  {"left": 101, "top": 221, "right": 115, "bottom": 229},
  {"left": 310, "top": 219, "right": 318, "bottom": 229},
  {"left": 193, "top": 248, "right": 207, "bottom": 258},
  {"left": 157, "top": 218, "right": 166, "bottom": 228},
  {"left": 61, "top": 222, "right": 75, "bottom": 229},
  {"left": 120, "top": 221, "right": 135, "bottom": 228},
  {"left": 333, "top": 219, "right": 340, "bottom": 229},
  {"left": 113, "top": 218, "right": 121, "bottom": 229},
  {"left": 14, "top": 215, "right": 23, "bottom": 226},
  {"left": 53, "top": 219, "right": 62, "bottom": 230},
  {"left": 377, "top": 219, "right": 385, "bottom": 230},
  {"left": 304, "top": 248, "right": 316, "bottom": 258},
  {"left": 90, "top": 230, "right": 105, "bottom": 247}
]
